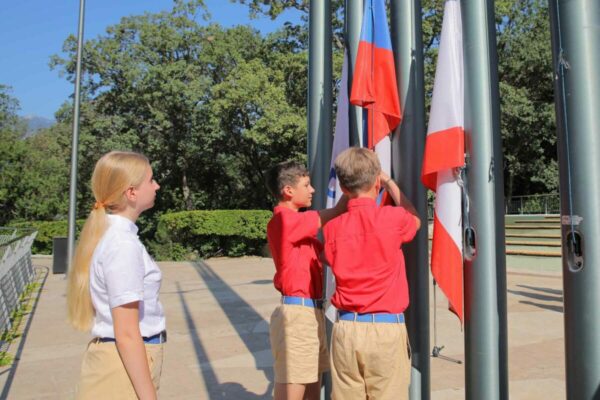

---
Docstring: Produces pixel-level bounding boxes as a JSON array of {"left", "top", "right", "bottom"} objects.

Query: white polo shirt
[{"left": 90, "top": 214, "right": 166, "bottom": 338}]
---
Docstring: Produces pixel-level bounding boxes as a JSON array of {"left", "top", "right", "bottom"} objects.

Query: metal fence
[
  {"left": 504, "top": 193, "right": 560, "bottom": 215},
  {"left": 427, "top": 193, "right": 561, "bottom": 219},
  {"left": 0, "top": 228, "right": 37, "bottom": 334}
]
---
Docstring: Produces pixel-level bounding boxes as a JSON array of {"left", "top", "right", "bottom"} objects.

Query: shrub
[
  {"left": 10, "top": 209, "right": 273, "bottom": 260},
  {"left": 9, "top": 220, "right": 84, "bottom": 254},
  {"left": 151, "top": 210, "right": 272, "bottom": 260}
]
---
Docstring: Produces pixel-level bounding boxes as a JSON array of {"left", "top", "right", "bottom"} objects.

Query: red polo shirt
[
  {"left": 323, "top": 197, "right": 417, "bottom": 313},
  {"left": 267, "top": 206, "right": 323, "bottom": 299}
]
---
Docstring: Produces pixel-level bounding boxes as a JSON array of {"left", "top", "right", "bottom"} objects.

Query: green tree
[
  {"left": 496, "top": 0, "right": 557, "bottom": 197},
  {"left": 50, "top": 0, "right": 310, "bottom": 224},
  {"left": 236, "top": 0, "right": 558, "bottom": 199},
  {"left": 0, "top": 86, "right": 27, "bottom": 224}
]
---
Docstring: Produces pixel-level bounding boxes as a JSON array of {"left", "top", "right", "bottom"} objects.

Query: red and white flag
[
  {"left": 421, "top": 0, "right": 465, "bottom": 323},
  {"left": 350, "top": 0, "right": 401, "bottom": 204}
]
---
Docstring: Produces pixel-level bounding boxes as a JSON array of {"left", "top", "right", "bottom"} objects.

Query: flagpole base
[{"left": 431, "top": 345, "right": 462, "bottom": 364}]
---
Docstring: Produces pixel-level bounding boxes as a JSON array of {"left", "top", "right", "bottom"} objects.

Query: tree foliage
[
  {"left": 3, "top": 0, "right": 557, "bottom": 231},
  {"left": 49, "top": 1, "right": 309, "bottom": 224}
]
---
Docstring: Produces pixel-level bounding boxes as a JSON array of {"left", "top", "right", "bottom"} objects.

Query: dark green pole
[
  {"left": 308, "top": 0, "right": 332, "bottom": 211},
  {"left": 345, "top": 0, "right": 363, "bottom": 147},
  {"left": 308, "top": 2, "right": 332, "bottom": 398},
  {"left": 461, "top": 0, "right": 508, "bottom": 399},
  {"left": 390, "top": 1, "right": 429, "bottom": 399},
  {"left": 548, "top": 1, "right": 600, "bottom": 398},
  {"left": 67, "top": 0, "right": 86, "bottom": 272}
]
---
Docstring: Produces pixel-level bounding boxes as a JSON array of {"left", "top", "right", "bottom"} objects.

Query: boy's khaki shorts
[
  {"left": 76, "top": 340, "right": 163, "bottom": 399},
  {"left": 331, "top": 320, "right": 411, "bottom": 400},
  {"left": 270, "top": 304, "right": 329, "bottom": 384}
]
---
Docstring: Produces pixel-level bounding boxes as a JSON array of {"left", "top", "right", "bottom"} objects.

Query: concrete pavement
[{"left": 0, "top": 256, "right": 565, "bottom": 399}]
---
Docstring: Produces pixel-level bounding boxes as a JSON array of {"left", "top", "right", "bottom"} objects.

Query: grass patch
[
  {"left": 0, "top": 276, "right": 43, "bottom": 367},
  {"left": 0, "top": 352, "right": 14, "bottom": 366}
]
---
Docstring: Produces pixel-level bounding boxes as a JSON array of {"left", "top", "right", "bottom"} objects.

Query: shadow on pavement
[
  {"left": 508, "top": 284, "right": 563, "bottom": 313},
  {"left": 189, "top": 260, "right": 275, "bottom": 398},
  {"left": 176, "top": 281, "right": 273, "bottom": 399},
  {"left": 517, "top": 284, "right": 562, "bottom": 297}
]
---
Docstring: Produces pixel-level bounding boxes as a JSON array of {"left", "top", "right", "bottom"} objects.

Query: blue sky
[{"left": 0, "top": 0, "right": 301, "bottom": 120}]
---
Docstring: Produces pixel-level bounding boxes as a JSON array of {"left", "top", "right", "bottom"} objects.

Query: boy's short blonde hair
[{"left": 334, "top": 147, "right": 380, "bottom": 193}]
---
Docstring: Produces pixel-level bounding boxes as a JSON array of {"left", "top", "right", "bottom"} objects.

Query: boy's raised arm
[
  {"left": 317, "top": 195, "right": 348, "bottom": 227},
  {"left": 380, "top": 172, "right": 422, "bottom": 230}
]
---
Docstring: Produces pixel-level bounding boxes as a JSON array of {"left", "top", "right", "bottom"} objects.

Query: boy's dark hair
[{"left": 265, "top": 161, "right": 309, "bottom": 200}]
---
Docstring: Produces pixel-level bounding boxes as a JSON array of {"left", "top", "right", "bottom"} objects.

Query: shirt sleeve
[
  {"left": 286, "top": 210, "right": 321, "bottom": 244},
  {"left": 323, "top": 225, "right": 335, "bottom": 266},
  {"left": 101, "top": 239, "right": 145, "bottom": 309},
  {"left": 393, "top": 207, "right": 418, "bottom": 244}
]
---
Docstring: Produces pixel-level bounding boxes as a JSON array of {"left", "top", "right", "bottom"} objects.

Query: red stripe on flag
[
  {"left": 350, "top": 42, "right": 401, "bottom": 148},
  {"left": 431, "top": 212, "right": 463, "bottom": 322},
  {"left": 422, "top": 126, "right": 465, "bottom": 191}
]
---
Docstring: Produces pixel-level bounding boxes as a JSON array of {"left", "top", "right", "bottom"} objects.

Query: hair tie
[{"left": 93, "top": 201, "right": 105, "bottom": 210}]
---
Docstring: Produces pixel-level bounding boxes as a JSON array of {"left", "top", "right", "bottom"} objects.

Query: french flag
[
  {"left": 350, "top": 0, "right": 401, "bottom": 151},
  {"left": 421, "top": 0, "right": 465, "bottom": 323}
]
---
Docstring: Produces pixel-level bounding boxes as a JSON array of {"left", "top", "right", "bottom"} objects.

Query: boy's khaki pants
[
  {"left": 270, "top": 304, "right": 329, "bottom": 384},
  {"left": 331, "top": 320, "right": 411, "bottom": 400},
  {"left": 76, "top": 340, "right": 163, "bottom": 399}
]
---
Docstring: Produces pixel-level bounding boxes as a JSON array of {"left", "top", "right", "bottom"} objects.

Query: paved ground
[{"left": 0, "top": 256, "right": 564, "bottom": 399}]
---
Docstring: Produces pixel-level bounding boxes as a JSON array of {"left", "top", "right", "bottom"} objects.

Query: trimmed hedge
[
  {"left": 9, "top": 210, "right": 272, "bottom": 260},
  {"left": 152, "top": 210, "right": 271, "bottom": 261},
  {"left": 9, "top": 220, "right": 84, "bottom": 254}
]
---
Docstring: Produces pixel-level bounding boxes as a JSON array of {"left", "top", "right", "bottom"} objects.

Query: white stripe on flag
[
  {"left": 326, "top": 51, "right": 350, "bottom": 209},
  {"left": 429, "top": 0, "right": 464, "bottom": 252},
  {"left": 325, "top": 50, "right": 351, "bottom": 322}
]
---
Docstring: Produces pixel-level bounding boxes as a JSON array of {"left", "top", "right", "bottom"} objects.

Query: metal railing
[
  {"left": 427, "top": 193, "right": 561, "bottom": 219},
  {"left": 505, "top": 193, "right": 560, "bottom": 215},
  {"left": 0, "top": 228, "right": 37, "bottom": 333}
]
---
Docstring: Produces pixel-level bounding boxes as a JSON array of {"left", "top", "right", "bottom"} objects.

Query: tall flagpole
[
  {"left": 308, "top": 1, "right": 332, "bottom": 398},
  {"left": 67, "top": 0, "right": 86, "bottom": 272},
  {"left": 390, "top": 1, "right": 430, "bottom": 399},
  {"left": 345, "top": 0, "right": 364, "bottom": 147},
  {"left": 461, "top": 0, "right": 508, "bottom": 399},
  {"left": 548, "top": 0, "right": 600, "bottom": 398}
]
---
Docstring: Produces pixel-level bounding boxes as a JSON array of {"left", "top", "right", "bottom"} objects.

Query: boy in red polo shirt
[
  {"left": 265, "top": 161, "right": 347, "bottom": 400},
  {"left": 323, "top": 147, "right": 421, "bottom": 400}
]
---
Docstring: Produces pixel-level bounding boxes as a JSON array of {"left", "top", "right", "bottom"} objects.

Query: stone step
[
  {"left": 506, "top": 224, "right": 560, "bottom": 230},
  {"left": 506, "top": 249, "right": 561, "bottom": 257},
  {"left": 506, "top": 233, "right": 561, "bottom": 239},
  {"left": 506, "top": 241, "right": 561, "bottom": 247},
  {"left": 513, "top": 219, "right": 559, "bottom": 224}
]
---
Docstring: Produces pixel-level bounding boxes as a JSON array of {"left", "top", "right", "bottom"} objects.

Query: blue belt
[
  {"left": 338, "top": 310, "right": 405, "bottom": 324},
  {"left": 282, "top": 296, "right": 324, "bottom": 309},
  {"left": 96, "top": 330, "right": 167, "bottom": 344}
]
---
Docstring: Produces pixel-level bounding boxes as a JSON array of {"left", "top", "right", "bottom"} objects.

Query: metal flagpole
[
  {"left": 431, "top": 279, "right": 462, "bottom": 364},
  {"left": 389, "top": 1, "right": 430, "bottom": 398},
  {"left": 548, "top": 1, "right": 600, "bottom": 398},
  {"left": 308, "top": 1, "right": 333, "bottom": 398},
  {"left": 66, "top": 0, "right": 86, "bottom": 272},
  {"left": 461, "top": 0, "right": 508, "bottom": 399},
  {"left": 308, "top": 0, "right": 333, "bottom": 212},
  {"left": 345, "top": 0, "right": 364, "bottom": 147}
]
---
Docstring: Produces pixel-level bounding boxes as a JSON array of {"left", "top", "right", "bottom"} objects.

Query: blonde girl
[{"left": 67, "top": 151, "right": 165, "bottom": 400}]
